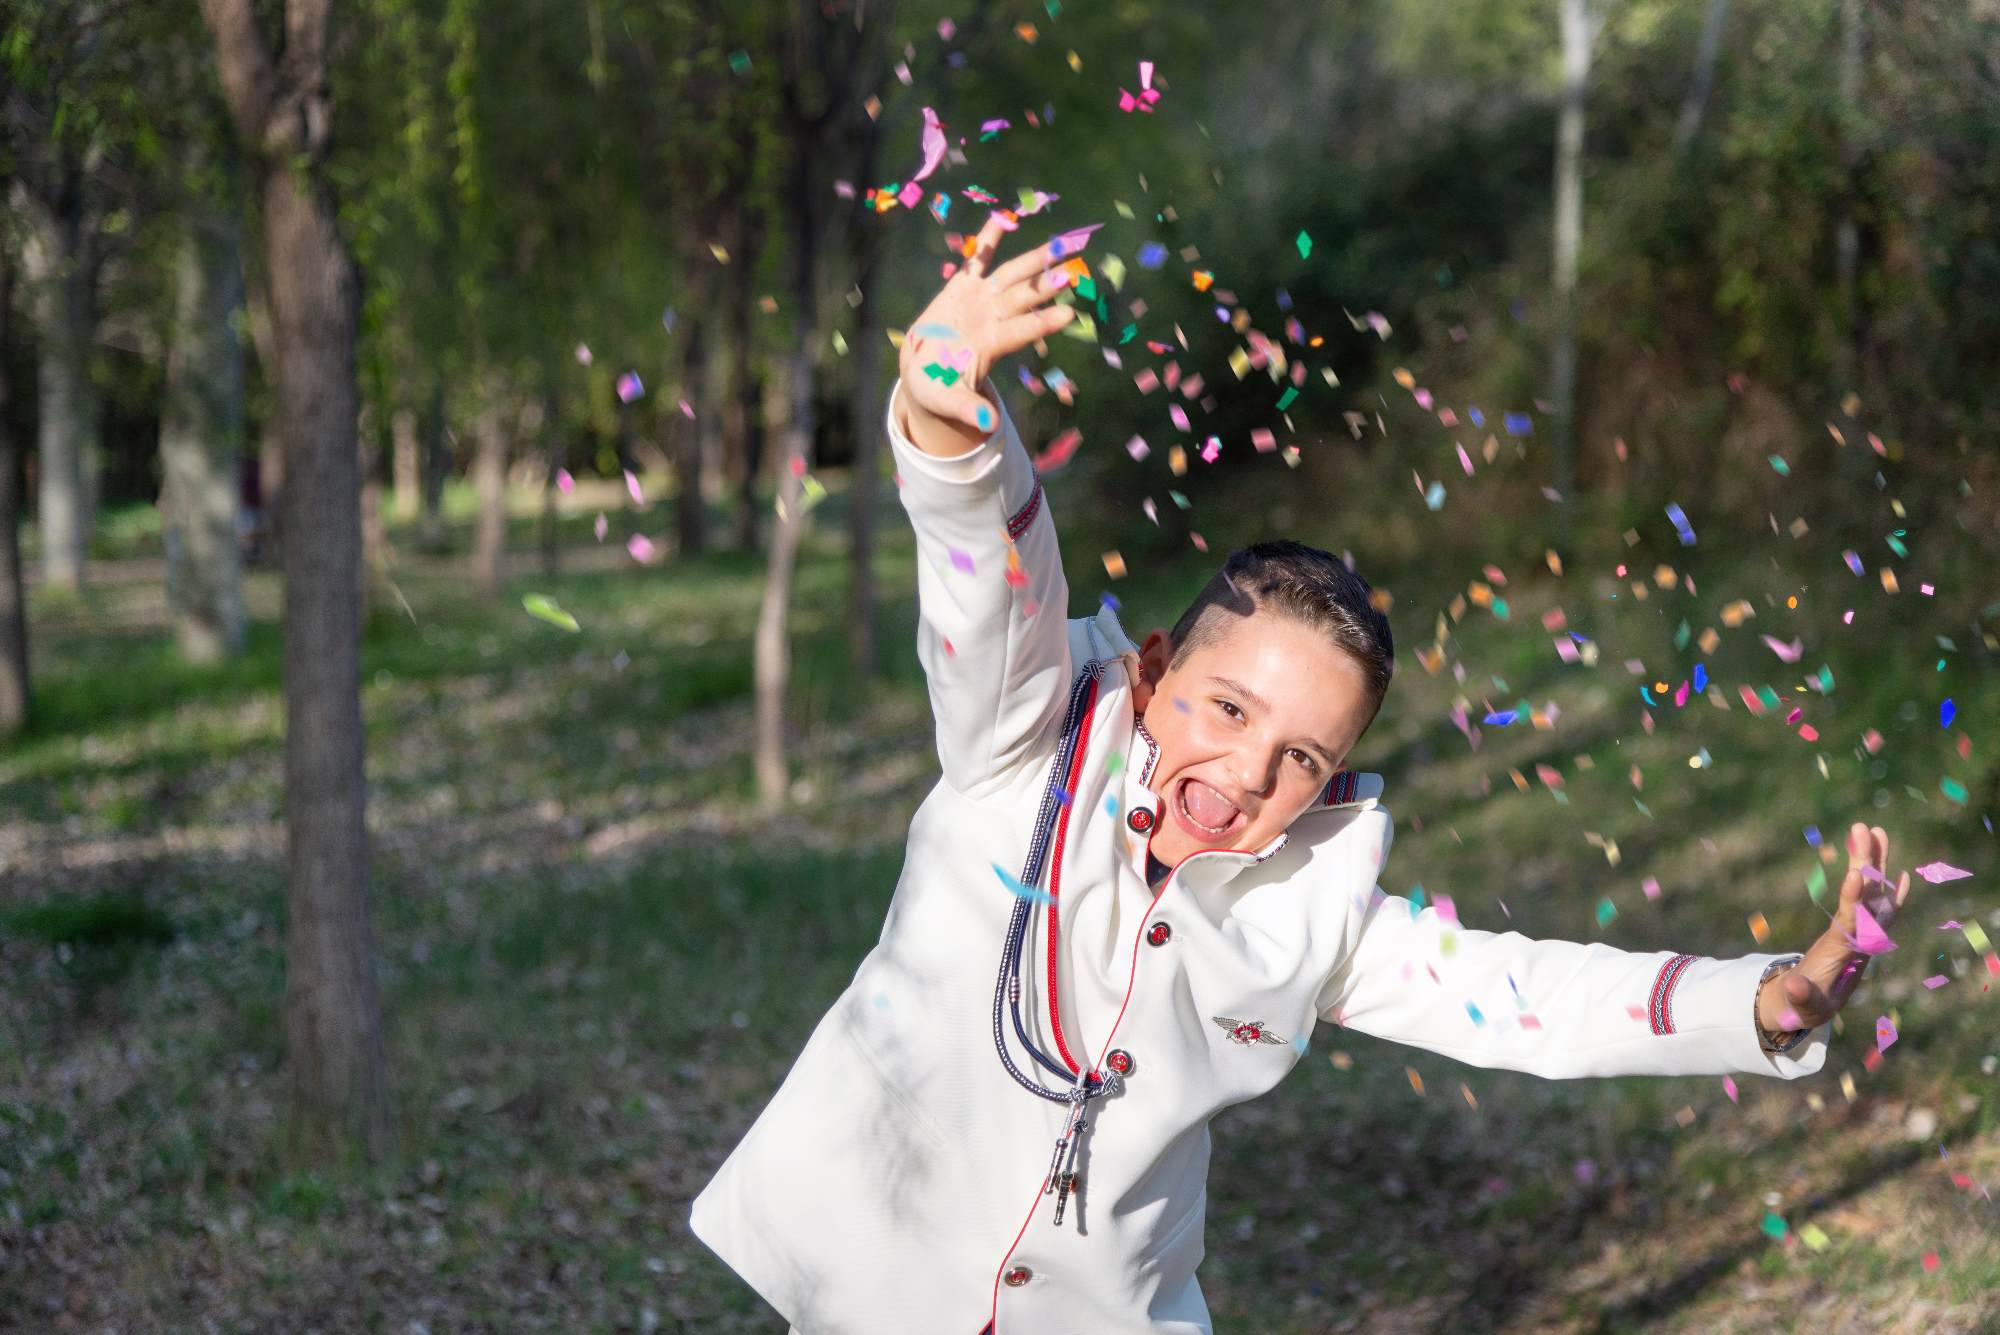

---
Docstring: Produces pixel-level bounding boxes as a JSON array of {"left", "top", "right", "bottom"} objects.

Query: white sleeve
[
  {"left": 1316, "top": 890, "right": 1828, "bottom": 1081},
  {"left": 886, "top": 376, "right": 1072, "bottom": 799}
]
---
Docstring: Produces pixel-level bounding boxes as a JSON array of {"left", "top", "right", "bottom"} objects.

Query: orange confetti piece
[{"left": 1406, "top": 1067, "right": 1425, "bottom": 1096}]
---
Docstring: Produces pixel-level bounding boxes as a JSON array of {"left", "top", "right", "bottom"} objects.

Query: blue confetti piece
[
  {"left": 1290, "top": 1032, "right": 1309, "bottom": 1055},
  {"left": 1844, "top": 550, "right": 1865, "bottom": 576},
  {"left": 1276, "top": 287, "right": 1293, "bottom": 312},
  {"left": 1640, "top": 686, "right": 1658, "bottom": 706},
  {"left": 1941, "top": 698, "right": 1956, "bottom": 728},
  {"left": 1468, "top": 406, "right": 1485, "bottom": 428},
  {"left": 1503, "top": 412, "right": 1532, "bottom": 436},
  {"left": 1054, "top": 787, "right": 1074, "bottom": 807},
  {"left": 1100, "top": 591, "right": 1122, "bottom": 612},
  {"left": 1804, "top": 825, "right": 1821, "bottom": 846},
  {"left": 1482, "top": 709, "right": 1517, "bottom": 726},
  {"left": 1692, "top": 662, "right": 1708, "bottom": 693},
  {"left": 912, "top": 321, "right": 961, "bottom": 340},
  {"left": 1136, "top": 242, "right": 1168, "bottom": 269},
  {"left": 1665, "top": 502, "right": 1696, "bottom": 545},
  {"left": 1103, "top": 794, "right": 1120, "bottom": 818},
  {"left": 992, "top": 863, "right": 1055, "bottom": 906},
  {"left": 1466, "top": 1002, "right": 1485, "bottom": 1026},
  {"left": 1424, "top": 480, "right": 1446, "bottom": 511}
]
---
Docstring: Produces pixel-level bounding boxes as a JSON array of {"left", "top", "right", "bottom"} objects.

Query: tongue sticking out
[{"left": 1181, "top": 778, "right": 1242, "bottom": 832}]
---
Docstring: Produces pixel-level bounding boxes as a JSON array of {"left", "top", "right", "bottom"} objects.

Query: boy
[{"left": 689, "top": 215, "right": 1915, "bottom": 1334}]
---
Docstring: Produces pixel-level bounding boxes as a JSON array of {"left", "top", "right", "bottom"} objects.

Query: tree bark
[
  {"left": 673, "top": 314, "right": 707, "bottom": 557},
  {"left": 1670, "top": 0, "right": 1732, "bottom": 155},
  {"left": 754, "top": 331, "right": 812, "bottom": 811},
  {"left": 17, "top": 172, "right": 96, "bottom": 593},
  {"left": 538, "top": 372, "right": 563, "bottom": 578},
  {"left": 419, "top": 375, "right": 448, "bottom": 553},
  {"left": 472, "top": 367, "right": 508, "bottom": 600},
  {"left": 847, "top": 251, "right": 883, "bottom": 683},
  {"left": 725, "top": 226, "right": 762, "bottom": 553},
  {"left": 1550, "top": 0, "right": 1592, "bottom": 544},
  {"left": 391, "top": 402, "right": 421, "bottom": 522},
  {"left": 160, "top": 195, "right": 249, "bottom": 663},
  {"left": 199, "top": 0, "right": 390, "bottom": 1161},
  {"left": 0, "top": 241, "right": 30, "bottom": 737}
]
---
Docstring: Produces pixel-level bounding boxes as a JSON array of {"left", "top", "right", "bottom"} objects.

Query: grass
[{"left": 1, "top": 460, "right": 1996, "bottom": 1332}]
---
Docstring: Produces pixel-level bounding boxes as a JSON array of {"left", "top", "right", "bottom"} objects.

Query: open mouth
[{"left": 1173, "top": 776, "right": 1245, "bottom": 842}]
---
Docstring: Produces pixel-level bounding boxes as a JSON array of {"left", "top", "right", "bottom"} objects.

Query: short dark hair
[{"left": 1167, "top": 540, "right": 1395, "bottom": 738}]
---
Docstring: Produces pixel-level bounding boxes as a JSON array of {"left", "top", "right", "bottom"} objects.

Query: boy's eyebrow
[{"left": 1209, "top": 675, "right": 1341, "bottom": 765}]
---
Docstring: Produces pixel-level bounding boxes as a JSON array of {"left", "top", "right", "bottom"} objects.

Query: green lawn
[{"left": 2, "top": 468, "right": 1995, "bottom": 1332}]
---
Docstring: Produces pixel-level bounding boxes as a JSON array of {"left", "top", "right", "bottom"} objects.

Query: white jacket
[{"left": 689, "top": 381, "right": 1826, "bottom": 1335}]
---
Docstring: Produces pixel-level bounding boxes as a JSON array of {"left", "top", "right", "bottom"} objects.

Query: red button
[
  {"left": 1126, "top": 806, "right": 1154, "bottom": 833},
  {"left": 1146, "top": 922, "right": 1172, "bottom": 947},
  {"left": 1106, "top": 1048, "right": 1134, "bottom": 1075},
  {"left": 1004, "top": 1264, "right": 1033, "bottom": 1287}
]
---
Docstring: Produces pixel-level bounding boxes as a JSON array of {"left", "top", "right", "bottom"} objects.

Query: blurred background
[{"left": 2, "top": 0, "right": 1997, "bottom": 1330}]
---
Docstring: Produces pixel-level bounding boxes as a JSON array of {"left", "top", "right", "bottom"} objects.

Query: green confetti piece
[
  {"left": 1941, "top": 777, "right": 1969, "bottom": 804},
  {"left": 1887, "top": 534, "right": 1908, "bottom": 558},
  {"left": 1674, "top": 619, "right": 1692, "bottom": 650},
  {"left": 1806, "top": 862, "right": 1829, "bottom": 904},
  {"left": 1815, "top": 665, "right": 1834, "bottom": 692},
  {"left": 1275, "top": 386, "right": 1299, "bottom": 411},
  {"left": 923, "top": 363, "right": 962, "bottom": 386},
  {"left": 1595, "top": 897, "right": 1618, "bottom": 926},
  {"left": 1769, "top": 455, "right": 1790, "bottom": 475},
  {"left": 1075, "top": 276, "right": 1097, "bottom": 302},
  {"left": 1799, "top": 1222, "right": 1830, "bottom": 1250},
  {"left": 1105, "top": 753, "right": 1125, "bottom": 776},
  {"left": 1761, "top": 1211, "right": 1788, "bottom": 1240},
  {"left": 1168, "top": 489, "right": 1190, "bottom": 509},
  {"left": 727, "top": 49, "right": 751, "bottom": 74},
  {"left": 1117, "top": 323, "right": 1138, "bottom": 344},
  {"left": 1757, "top": 685, "right": 1782, "bottom": 712},
  {"left": 1296, "top": 230, "right": 1313, "bottom": 258},
  {"left": 1491, "top": 598, "right": 1510, "bottom": 619},
  {"left": 521, "top": 594, "right": 579, "bottom": 632}
]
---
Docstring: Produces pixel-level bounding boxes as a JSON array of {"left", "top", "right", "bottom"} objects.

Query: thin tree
[
  {"left": 197, "top": 0, "right": 391, "bottom": 1158},
  {"left": 0, "top": 219, "right": 29, "bottom": 738},
  {"left": 1549, "top": 0, "right": 1600, "bottom": 546}
]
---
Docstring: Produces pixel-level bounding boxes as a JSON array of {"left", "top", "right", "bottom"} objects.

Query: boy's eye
[{"left": 1289, "top": 748, "right": 1319, "bottom": 774}]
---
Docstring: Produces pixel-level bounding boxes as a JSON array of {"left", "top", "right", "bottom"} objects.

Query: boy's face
[{"left": 1133, "top": 611, "right": 1373, "bottom": 868}]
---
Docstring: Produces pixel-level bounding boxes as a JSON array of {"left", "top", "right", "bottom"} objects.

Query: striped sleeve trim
[
  {"left": 1648, "top": 953, "right": 1701, "bottom": 1035},
  {"left": 1319, "top": 770, "right": 1359, "bottom": 806},
  {"left": 1005, "top": 479, "right": 1044, "bottom": 540}
]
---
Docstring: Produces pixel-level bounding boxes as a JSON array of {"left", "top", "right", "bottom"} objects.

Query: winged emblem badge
[{"left": 1212, "top": 1015, "right": 1289, "bottom": 1047}]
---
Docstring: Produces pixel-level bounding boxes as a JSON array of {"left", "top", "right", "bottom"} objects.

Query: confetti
[
  {"left": 1665, "top": 502, "right": 1696, "bottom": 545},
  {"left": 616, "top": 371, "right": 644, "bottom": 403},
  {"left": 1913, "top": 861, "right": 1972, "bottom": 884},
  {"left": 992, "top": 863, "right": 1055, "bottom": 906},
  {"left": 1845, "top": 901, "right": 1897, "bottom": 955},
  {"left": 521, "top": 594, "right": 579, "bottom": 632},
  {"left": 1723, "top": 1075, "right": 1739, "bottom": 1103},
  {"left": 1875, "top": 1015, "right": 1898, "bottom": 1051}
]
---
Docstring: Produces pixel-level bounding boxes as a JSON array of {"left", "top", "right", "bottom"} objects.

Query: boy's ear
[{"left": 1133, "top": 628, "right": 1174, "bottom": 711}]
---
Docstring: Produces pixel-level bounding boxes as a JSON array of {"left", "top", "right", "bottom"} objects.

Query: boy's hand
[
  {"left": 1758, "top": 821, "right": 1913, "bottom": 1033},
  {"left": 897, "top": 212, "right": 1077, "bottom": 456}
]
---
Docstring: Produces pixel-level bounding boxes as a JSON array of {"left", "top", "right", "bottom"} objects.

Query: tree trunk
[
  {"left": 358, "top": 398, "right": 392, "bottom": 624},
  {"left": 419, "top": 375, "right": 448, "bottom": 554},
  {"left": 1834, "top": 0, "right": 1863, "bottom": 393},
  {"left": 1670, "top": 0, "right": 1732, "bottom": 155},
  {"left": 674, "top": 316, "right": 707, "bottom": 557},
  {"left": 726, "top": 250, "right": 761, "bottom": 552},
  {"left": 848, "top": 259, "right": 884, "bottom": 683},
  {"left": 200, "top": 0, "right": 390, "bottom": 1160},
  {"left": 0, "top": 244, "right": 30, "bottom": 737},
  {"left": 244, "top": 261, "right": 287, "bottom": 565},
  {"left": 538, "top": 374, "right": 563, "bottom": 578},
  {"left": 1550, "top": 0, "right": 1591, "bottom": 543},
  {"left": 19, "top": 176, "right": 95, "bottom": 593},
  {"left": 160, "top": 199, "right": 249, "bottom": 663},
  {"left": 391, "top": 401, "right": 421, "bottom": 522},
  {"left": 472, "top": 369, "right": 508, "bottom": 601},
  {"left": 754, "top": 333, "right": 812, "bottom": 810}
]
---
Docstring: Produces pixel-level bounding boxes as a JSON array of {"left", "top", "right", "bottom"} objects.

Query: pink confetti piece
[
  {"left": 679, "top": 399, "right": 696, "bottom": 419},
  {"left": 627, "top": 533, "right": 655, "bottom": 564},
  {"left": 1875, "top": 1015, "right": 1898, "bottom": 1051},
  {"left": 1199, "top": 437, "right": 1221, "bottom": 464},
  {"left": 1914, "top": 861, "right": 1972, "bottom": 884},
  {"left": 555, "top": 468, "right": 574, "bottom": 495},
  {"left": 616, "top": 370, "right": 644, "bottom": 403},
  {"left": 1250, "top": 427, "right": 1276, "bottom": 453},
  {"left": 574, "top": 342, "right": 593, "bottom": 366},
  {"left": 1433, "top": 893, "right": 1459, "bottom": 926},
  {"left": 1134, "top": 368, "right": 1159, "bottom": 394},
  {"left": 1125, "top": 434, "right": 1150, "bottom": 461},
  {"left": 1845, "top": 901, "right": 1898, "bottom": 955},
  {"left": 1456, "top": 442, "right": 1474, "bottom": 475},
  {"left": 1142, "top": 498, "right": 1158, "bottom": 525},
  {"left": 1169, "top": 403, "right": 1190, "bottom": 432},
  {"left": 593, "top": 513, "right": 608, "bottom": 542},
  {"left": 947, "top": 546, "right": 975, "bottom": 575},
  {"left": 911, "top": 106, "right": 947, "bottom": 185},
  {"left": 1723, "top": 1076, "right": 1739, "bottom": 1103},
  {"left": 1642, "top": 876, "right": 1661, "bottom": 901},
  {"left": 1033, "top": 427, "right": 1083, "bottom": 474},
  {"left": 1761, "top": 634, "right": 1804, "bottom": 663},
  {"left": 1922, "top": 974, "right": 1948, "bottom": 989},
  {"left": 1048, "top": 222, "right": 1104, "bottom": 256},
  {"left": 624, "top": 469, "right": 644, "bottom": 505}
]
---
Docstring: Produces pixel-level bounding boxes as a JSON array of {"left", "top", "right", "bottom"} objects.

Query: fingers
[
  {"left": 987, "top": 237, "right": 1062, "bottom": 290},
  {"left": 1784, "top": 967, "right": 1834, "bottom": 1024},
  {"left": 993, "top": 305, "right": 1075, "bottom": 357},
  {"left": 998, "top": 265, "right": 1072, "bottom": 318},
  {"left": 939, "top": 383, "right": 997, "bottom": 435},
  {"left": 964, "top": 213, "right": 1012, "bottom": 279},
  {"left": 1893, "top": 868, "right": 1911, "bottom": 909}
]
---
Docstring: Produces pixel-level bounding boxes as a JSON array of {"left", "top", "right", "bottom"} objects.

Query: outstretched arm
[{"left": 887, "top": 214, "right": 1080, "bottom": 798}]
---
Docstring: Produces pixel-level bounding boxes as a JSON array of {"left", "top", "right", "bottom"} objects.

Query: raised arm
[
  {"left": 1316, "top": 891, "right": 1828, "bottom": 1081},
  {"left": 888, "top": 215, "right": 1081, "bottom": 798}
]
